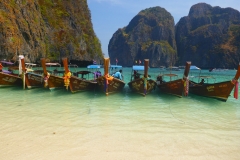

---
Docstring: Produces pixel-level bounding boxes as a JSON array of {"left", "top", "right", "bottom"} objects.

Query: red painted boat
[
  {"left": 0, "top": 59, "right": 22, "bottom": 87},
  {"left": 20, "top": 58, "right": 43, "bottom": 89},
  {"left": 62, "top": 58, "right": 98, "bottom": 93},
  {"left": 156, "top": 61, "right": 191, "bottom": 97},
  {"left": 189, "top": 63, "right": 240, "bottom": 101},
  {"left": 96, "top": 58, "right": 125, "bottom": 95},
  {"left": 41, "top": 58, "right": 64, "bottom": 90},
  {"left": 128, "top": 59, "right": 157, "bottom": 96}
]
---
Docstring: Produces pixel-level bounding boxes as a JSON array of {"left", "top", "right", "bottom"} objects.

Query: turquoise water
[{"left": 0, "top": 68, "right": 240, "bottom": 159}]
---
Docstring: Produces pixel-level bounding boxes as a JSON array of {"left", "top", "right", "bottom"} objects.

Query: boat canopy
[
  {"left": 25, "top": 63, "right": 37, "bottom": 66},
  {"left": 68, "top": 64, "right": 78, "bottom": 68},
  {"left": 190, "top": 65, "right": 201, "bottom": 70},
  {"left": 167, "top": 66, "right": 179, "bottom": 69},
  {"left": 24, "top": 63, "right": 37, "bottom": 72},
  {"left": 0, "top": 61, "right": 14, "bottom": 65},
  {"left": 2, "top": 70, "right": 12, "bottom": 74},
  {"left": 132, "top": 65, "right": 145, "bottom": 71},
  {"left": 46, "top": 63, "right": 61, "bottom": 66},
  {"left": 110, "top": 65, "right": 122, "bottom": 68},
  {"left": 87, "top": 65, "right": 101, "bottom": 69}
]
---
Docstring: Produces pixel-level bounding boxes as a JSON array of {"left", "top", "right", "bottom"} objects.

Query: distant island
[{"left": 109, "top": 3, "right": 240, "bottom": 69}]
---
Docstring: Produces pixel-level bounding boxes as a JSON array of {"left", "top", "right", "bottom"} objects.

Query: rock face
[
  {"left": 175, "top": 3, "right": 240, "bottom": 68},
  {"left": 0, "top": 0, "right": 103, "bottom": 63},
  {"left": 108, "top": 7, "right": 176, "bottom": 67}
]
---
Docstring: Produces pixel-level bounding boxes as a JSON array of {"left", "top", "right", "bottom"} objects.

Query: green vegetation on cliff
[
  {"left": 0, "top": 0, "right": 103, "bottom": 62},
  {"left": 109, "top": 6, "right": 177, "bottom": 67},
  {"left": 176, "top": 3, "right": 240, "bottom": 68}
]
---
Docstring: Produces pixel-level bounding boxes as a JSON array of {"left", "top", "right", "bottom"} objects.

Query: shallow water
[{"left": 0, "top": 68, "right": 239, "bottom": 160}]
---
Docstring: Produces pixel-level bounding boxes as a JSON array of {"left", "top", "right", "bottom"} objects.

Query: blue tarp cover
[
  {"left": 110, "top": 65, "right": 122, "bottom": 68},
  {"left": 190, "top": 65, "right": 201, "bottom": 70},
  {"left": 132, "top": 65, "right": 145, "bottom": 70}
]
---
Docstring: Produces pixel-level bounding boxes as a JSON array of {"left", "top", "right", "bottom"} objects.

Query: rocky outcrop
[
  {"left": 175, "top": 3, "right": 240, "bottom": 69},
  {"left": 108, "top": 7, "right": 176, "bottom": 67},
  {"left": 0, "top": 0, "right": 103, "bottom": 63}
]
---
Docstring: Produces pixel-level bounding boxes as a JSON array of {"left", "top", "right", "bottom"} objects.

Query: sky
[{"left": 88, "top": 0, "right": 240, "bottom": 57}]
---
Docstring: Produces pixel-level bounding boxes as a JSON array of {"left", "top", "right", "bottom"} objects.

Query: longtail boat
[
  {"left": 128, "top": 59, "right": 157, "bottom": 96},
  {"left": 110, "top": 64, "right": 123, "bottom": 75},
  {"left": 20, "top": 58, "right": 43, "bottom": 89},
  {"left": 156, "top": 61, "right": 191, "bottom": 97},
  {"left": 189, "top": 63, "right": 240, "bottom": 101},
  {"left": 41, "top": 58, "right": 64, "bottom": 90},
  {"left": 96, "top": 58, "right": 125, "bottom": 95},
  {"left": 0, "top": 57, "right": 23, "bottom": 87},
  {"left": 62, "top": 58, "right": 98, "bottom": 93}
]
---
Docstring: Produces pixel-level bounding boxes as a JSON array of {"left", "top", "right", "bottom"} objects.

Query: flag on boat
[
  {"left": 116, "top": 58, "right": 118, "bottom": 63},
  {"left": 139, "top": 60, "right": 141, "bottom": 64}
]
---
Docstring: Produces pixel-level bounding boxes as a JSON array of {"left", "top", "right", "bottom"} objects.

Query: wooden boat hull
[
  {"left": 128, "top": 78, "right": 156, "bottom": 96},
  {"left": 157, "top": 79, "right": 184, "bottom": 97},
  {"left": 0, "top": 72, "right": 22, "bottom": 87},
  {"left": 97, "top": 76, "right": 125, "bottom": 95},
  {"left": 25, "top": 72, "right": 43, "bottom": 88},
  {"left": 48, "top": 75, "right": 64, "bottom": 90},
  {"left": 69, "top": 76, "right": 98, "bottom": 93},
  {"left": 189, "top": 81, "right": 235, "bottom": 101}
]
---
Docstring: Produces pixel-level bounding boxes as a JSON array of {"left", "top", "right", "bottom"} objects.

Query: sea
[{"left": 0, "top": 67, "right": 239, "bottom": 160}]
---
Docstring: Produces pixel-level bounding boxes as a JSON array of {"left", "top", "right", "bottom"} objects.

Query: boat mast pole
[
  {"left": 144, "top": 59, "right": 149, "bottom": 78},
  {"left": 20, "top": 57, "right": 26, "bottom": 89},
  {"left": 104, "top": 58, "right": 110, "bottom": 95},
  {"left": 183, "top": 61, "right": 191, "bottom": 79},
  {"left": 41, "top": 58, "right": 48, "bottom": 76},
  {"left": 62, "top": 58, "right": 69, "bottom": 74},
  {"left": 234, "top": 63, "right": 240, "bottom": 80},
  {"left": 144, "top": 59, "right": 149, "bottom": 96}
]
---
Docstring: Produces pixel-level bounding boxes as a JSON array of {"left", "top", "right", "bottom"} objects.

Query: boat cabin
[
  {"left": 190, "top": 75, "right": 216, "bottom": 84},
  {"left": 156, "top": 73, "right": 178, "bottom": 85},
  {"left": 130, "top": 65, "right": 151, "bottom": 81},
  {"left": 110, "top": 65, "right": 123, "bottom": 75},
  {"left": 0, "top": 61, "right": 19, "bottom": 75},
  {"left": 45, "top": 63, "right": 64, "bottom": 76},
  {"left": 189, "top": 65, "right": 216, "bottom": 84},
  {"left": 25, "top": 63, "right": 37, "bottom": 72}
]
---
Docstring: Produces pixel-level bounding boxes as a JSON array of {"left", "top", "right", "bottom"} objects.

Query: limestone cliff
[
  {"left": 108, "top": 7, "right": 176, "bottom": 67},
  {"left": 175, "top": 3, "right": 240, "bottom": 68},
  {"left": 0, "top": 0, "right": 103, "bottom": 63}
]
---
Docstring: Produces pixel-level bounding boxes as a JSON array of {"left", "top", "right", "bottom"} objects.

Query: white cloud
[{"left": 89, "top": 0, "right": 123, "bottom": 5}]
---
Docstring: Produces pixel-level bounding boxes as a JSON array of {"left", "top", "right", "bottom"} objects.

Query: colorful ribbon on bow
[
  {"left": 64, "top": 71, "right": 71, "bottom": 90},
  {"left": 104, "top": 74, "right": 114, "bottom": 93},
  {"left": 43, "top": 72, "right": 50, "bottom": 88},
  {"left": 94, "top": 71, "right": 101, "bottom": 80},
  {"left": 142, "top": 76, "right": 148, "bottom": 95}
]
